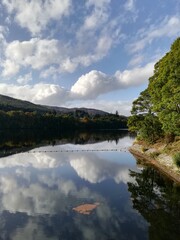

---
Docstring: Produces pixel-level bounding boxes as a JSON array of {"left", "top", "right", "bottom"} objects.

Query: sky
[{"left": 0, "top": 0, "right": 179, "bottom": 116}]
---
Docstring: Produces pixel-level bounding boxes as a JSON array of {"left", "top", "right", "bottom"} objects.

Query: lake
[{"left": 0, "top": 130, "right": 179, "bottom": 240}]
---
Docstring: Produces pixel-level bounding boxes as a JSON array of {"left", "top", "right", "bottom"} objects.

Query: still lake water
[{"left": 0, "top": 131, "right": 179, "bottom": 240}]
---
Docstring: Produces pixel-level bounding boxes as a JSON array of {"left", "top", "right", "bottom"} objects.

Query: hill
[
  {"left": 0, "top": 94, "right": 128, "bottom": 131},
  {"left": 0, "top": 94, "right": 108, "bottom": 116},
  {"left": 0, "top": 94, "right": 47, "bottom": 112}
]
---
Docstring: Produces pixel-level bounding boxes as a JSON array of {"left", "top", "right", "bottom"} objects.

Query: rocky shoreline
[{"left": 129, "top": 142, "right": 180, "bottom": 184}]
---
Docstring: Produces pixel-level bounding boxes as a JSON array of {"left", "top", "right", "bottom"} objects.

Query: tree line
[{"left": 0, "top": 110, "right": 127, "bottom": 131}]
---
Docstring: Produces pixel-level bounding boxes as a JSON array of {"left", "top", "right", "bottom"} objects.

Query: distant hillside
[
  {"left": 0, "top": 94, "right": 128, "bottom": 130},
  {"left": 0, "top": 94, "right": 108, "bottom": 116},
  {"left": 45, "top": 105, "right": 108, "bottom": 116},
  {"left": 0, "top": 94, "right": 47, "bottom": 113}
]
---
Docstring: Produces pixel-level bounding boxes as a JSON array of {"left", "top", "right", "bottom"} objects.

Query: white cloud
[
  {"left": 128, "top": 54, "right": 144, "bottom": 66},
  {"left": 60, "top": 58, "right": 78, "bottom": 73},
  {"left": 115, "top": 62, "right": 154, "bottom": 87},
  {"left": 1, "top": 0, "right": 122, "bottom": 77},
  {"left": 71, "top": 70, "right": 116, "bottom": 98},
  {"left": 0, "top": 26, "right": 8, "bottom": 71},
  {"left": 2, "top": 24, "right": 120, "bottom": 76},
  {"left": 70, "top": 154, "right": 133, "bottom": 184},
  {"left": 4, "top": 38, "right": 60, "bottom": 73},
  {"left": 82, "top": 8, "right": 108, "bottom": 32},
  {"left": 86, "top": 0, "right": 111, "bottom": 9},
  {"left": 17, "top": 72, "right": 32, "bottom": 84},
  {"left": 0, "top": 168, "right": 103, "bottom": 216},
  {"left": 2, "top": 0, "right": 72, "bottom": 36},
  {"left": 0, "top": 25, "right": 8, "bottom": 46},
  {"left": 68, "top": 100, "right": 132, "bottom": 116},
  {"left": 0, "top": 175, "right": 74, "bottom": 215},
  {"left": 124, "top": 0, "right": 136, "bottom": 12},
  {"left": 0, "top": 83, "right": 69, "bottom": 105},
  {"left": 2, "top": 59, "right": 20, "bottom": 77},
  {"left": 81, "top": 0, "right": 111, "bottom": 33},
  {"left": 0, "top": 61, "right": 154, "bottom": 113},
  {"left": 128, "top": 16, "right": 180, "bottom": 54},
  {"left": 40, "top": 66, "right": 59, "bottom": 79},
  {"left": 71, "top": 62, "right": 154, "bottom": 99}
]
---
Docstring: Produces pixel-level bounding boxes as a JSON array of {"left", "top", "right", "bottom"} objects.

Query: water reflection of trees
[
  {"left": 0, "top": 130, "right": 132, "bottom": 157},
  {"left": 128, "top": 162, "right": 180, "bottom": 240}
]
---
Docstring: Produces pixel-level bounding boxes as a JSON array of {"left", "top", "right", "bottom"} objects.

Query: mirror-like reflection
[
  {"left": 0, "top": 129, "right": 132, "bottom": 157},
  {"left": 0, "top": 131, "right": 179, "bottom": 240},
  {"left": 128, "top": 159, "right": 180, "bottom": 240}
]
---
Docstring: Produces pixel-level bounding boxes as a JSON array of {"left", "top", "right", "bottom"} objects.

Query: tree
[
  {"left": 128, "top": 37, "right": 180, "bottom": 142},
  {"left": 148, "top": 37, "right": 180, "bottom": 136},
  {"left": 128, "top": 89, "right": 163, "bottom": 142}
]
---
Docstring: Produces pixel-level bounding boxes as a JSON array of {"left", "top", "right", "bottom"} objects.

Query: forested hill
[
  {"left": 0, "top": 94, "right": 107, "bottom": 116},
  {"left": 0, "top": 94, "right": 128, "bottom": 130},
  {"left": 0, "top": 94, "right": 47, "bottom": 113}
]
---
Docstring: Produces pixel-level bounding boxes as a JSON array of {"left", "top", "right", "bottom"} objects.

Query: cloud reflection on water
[{"left": 0, "top": 137, "right": 147, "bottom": 240}]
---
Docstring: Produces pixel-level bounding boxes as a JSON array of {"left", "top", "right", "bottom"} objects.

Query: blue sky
[{"left": 0, "top": 0, "right": 179, "bottom": 115}]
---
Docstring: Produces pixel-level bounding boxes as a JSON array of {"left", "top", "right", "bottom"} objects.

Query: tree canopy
[{"left": 128, "top": 37, "right": 180, "bottom": 142}]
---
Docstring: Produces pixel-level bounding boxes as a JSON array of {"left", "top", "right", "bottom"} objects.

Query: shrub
[{"left": 173, "top": 153, "right": 180, "bottom": 167}]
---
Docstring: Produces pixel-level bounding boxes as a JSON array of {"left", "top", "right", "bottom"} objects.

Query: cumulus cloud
[
  {"left": 71, "top": 62, "right": 154, "bottom": 99},
  {"left": 0, "top": 170, "right": 103, "bottom": 216},
  {"left": 71, "top": 70, "right": 116, "bottom": 98},
  {"left": 4, "top": 38, "right": 60, "bottom": 73},
  {"left": 70, "top": 154, "right": 133, "bottom": 184},
  {"left": 0, "top": 61, "right": 154, "bottom": 113},
  {"left": 0, "top": 83, "right": 69, "bottom": 105},
  {"left": 0, "top": 175, "right": 77, "bottom": 215},
  {"left": 114, "top": 62, "right": 154, "bottom": 87},
  {"left": 0, "top": 137, "right": 133, "bottom": 170},
  {"left": 1, "top": 0, "right": 122, "bottom": 77},
  {"left": 2, "top": 59, "right": 20, "bottom": 77},
  {"left": 2, "top": 0, "right": 71, "bottom": 36},
  {"left": 0, "top": 152, "right": 60, "bottom": 169},
  {"left": 2, "top": 26, "right": 120, "bottom": 76}
]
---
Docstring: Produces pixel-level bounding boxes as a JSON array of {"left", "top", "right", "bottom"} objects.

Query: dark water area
[{"left": 0, "top": 131, "right": 179, "bottom": 240}]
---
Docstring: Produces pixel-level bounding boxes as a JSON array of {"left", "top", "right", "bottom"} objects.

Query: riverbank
[{"left": 129, "top": 138, "right": 180, "bottom": 184}]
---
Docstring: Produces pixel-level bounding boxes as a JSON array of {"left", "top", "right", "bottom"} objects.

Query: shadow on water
[
  {"left": 128, "top": 158, "right": 180, "bottom": 240},
  {"left": 0, "top": 129, "right": 133, "bottom": 157}
]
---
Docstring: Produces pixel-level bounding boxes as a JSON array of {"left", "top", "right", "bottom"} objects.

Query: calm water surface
[{"left": 0, "top": 131, "right": 179, "bottom": 240}]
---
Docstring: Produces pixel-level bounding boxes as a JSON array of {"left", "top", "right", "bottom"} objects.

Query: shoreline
[{"left": 129, "top": 143, "right": 180, "bottom": 184}]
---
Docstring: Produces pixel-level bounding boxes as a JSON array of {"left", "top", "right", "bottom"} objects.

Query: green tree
[
  {"left": 128, "top": 37, "right": 180, "bottom": 142},
  {"left": 148, "top": 37, "right": 180, "bottom": 136},
  {"left": 128, "top": 89, "right": 163, "bottom": 142}
]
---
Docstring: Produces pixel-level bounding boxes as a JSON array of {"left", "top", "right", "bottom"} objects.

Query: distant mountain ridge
[{"left": 0, "top": 94, "right": 109, "bottom": 116}]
